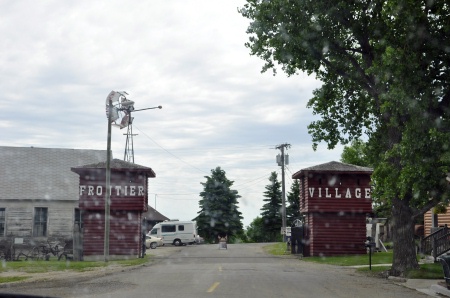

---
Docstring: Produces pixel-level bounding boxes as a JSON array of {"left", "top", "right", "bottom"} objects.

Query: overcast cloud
[{"left": 0, "top": 1, "right": 343, "bottom": 227}]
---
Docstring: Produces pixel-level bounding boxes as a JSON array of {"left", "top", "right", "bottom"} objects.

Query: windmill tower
[
  {"left": 123, "top": 117, "right": 137, "bottom": 163},
  {"left": 105, "top": 91, "right": 161, "bottom": 163}
]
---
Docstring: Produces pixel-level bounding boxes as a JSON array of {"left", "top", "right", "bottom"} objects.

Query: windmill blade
[
  {"left": 106, "top": 106, "right": 120, "bottom": 122},
  {"left": 106, "top": 91, "right": 122, "bottom": 105},
  {"left": 119, "top": 114, "right": 130, "bottom": 129}
]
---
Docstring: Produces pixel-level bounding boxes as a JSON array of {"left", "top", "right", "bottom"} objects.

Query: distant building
[
  {"left": 142, "top": 206, "right": 169, "bottom": 233},
  {"left": 424, "top": 208, "right": 450, "bottom": 237},
  {"left": 0, "top": 146, "right": 106, "bottom": 247}
]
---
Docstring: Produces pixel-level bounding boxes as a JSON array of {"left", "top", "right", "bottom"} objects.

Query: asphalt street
[{"left": 1, "top": 243, "right": 431, "bottom": 298}]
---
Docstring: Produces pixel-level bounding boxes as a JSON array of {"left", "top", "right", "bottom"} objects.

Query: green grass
[
  {"left": 0, "top": 276, "right": 29, "bottom": 283},
  {"left": 405, "top": 263, "right": 444, "bottom": 279},
  {"left": 263, "top": 243, "right": 445, "bottom": 279},
  {"left": 305, "top": 252, "right": 393, "bottom": 266},
  {"left": 356, "top": 263, "right": 444, "bottom": 280},
  {"left": 356, "top": 265, "right": 392, "bottom": 277},
  {"left": 0, "top": 255, "right": 151, "bottom": 274},
  {"left": 262, "top": 242, "right": 291, "bottom": 256}
]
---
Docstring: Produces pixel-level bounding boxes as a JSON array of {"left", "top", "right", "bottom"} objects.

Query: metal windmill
[{"left": 105, "top": 91, "right": 161, "bottom": 163}]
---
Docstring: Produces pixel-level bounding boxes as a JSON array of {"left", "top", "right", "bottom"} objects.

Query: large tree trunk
[{"left": 390, "top": 196, "right": 419, "bottom": 276}]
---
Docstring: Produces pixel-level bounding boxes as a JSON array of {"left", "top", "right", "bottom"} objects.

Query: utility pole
[
  {"left": 276, "top": 143, "right": 291, "bottom": 240},
  {"left": 105, "top": 99, "right": 112, "bottom": 262}
]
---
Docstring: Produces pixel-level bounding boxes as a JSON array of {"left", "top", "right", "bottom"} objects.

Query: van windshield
[{"left": 150, "top": 229, "right": 158, "bottom": 235}]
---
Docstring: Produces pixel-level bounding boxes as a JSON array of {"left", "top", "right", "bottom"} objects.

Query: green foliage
[
  {"left": 340, "top": 139, "right": 394, "bottom": 218},
  {"left": 240, "top": 0, "right": 450, "bottom": 275},
  {"left": 434, "top": 202, "right": 448, "bottom": 214},
  {"left": 340, "top": 139, "right": 371, "bottom": 167},
  {"left": 194, "top": 167, "right": 244, "bottom": 243},
  {"left": 286, "top": 179, "right": 301, "bottom": 226},
  {"left": 260, "top": 172, "right": 283, "bottom": 241},
  {"left": 246, "top": 216, "right": 271, "bottom": 242},
  {"left": 236, "top": 232, "right": 249, "bottom": 243}
]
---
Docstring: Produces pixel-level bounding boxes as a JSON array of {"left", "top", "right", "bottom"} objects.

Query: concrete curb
[
  {"left": 430, "top": 284, "right": 450, "bottom": 297},
  {"left": 389, "top": 277, "right": 450, "bottom": 297},
  {"left": 352, "top": 263, "right": 449, "bottom": 297}
]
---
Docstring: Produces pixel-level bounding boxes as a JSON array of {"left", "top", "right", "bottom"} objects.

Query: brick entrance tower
[
  {"left": 292, "top": 161, "right": 373, "bottom": 256},
  {"left": 71, "top": 159, "right": 155, "bottom": 260}
]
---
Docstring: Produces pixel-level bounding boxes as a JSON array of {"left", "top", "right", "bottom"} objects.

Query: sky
[{"left": 0, "top": 1, "right": 344, "bottom": 228}]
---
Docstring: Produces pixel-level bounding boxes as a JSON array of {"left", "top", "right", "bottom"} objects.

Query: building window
[
  {"left": 0, "top": 208, "right": 5, "bottom": 237},
  {"left": 74, "top": 208, "right": 82, "bottom": 229},
  {"left": 33, "top": 207, "right": 48, "bottom": 237}
]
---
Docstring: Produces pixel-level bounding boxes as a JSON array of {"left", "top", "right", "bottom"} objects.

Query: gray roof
[
  {"left": 142, "top": 205, "right": 169, "bottom": 222},
  {"left": 71, "top": 158, "right": 156, "bottom": 177},
  {"left": 0, "top": 146, "right": 106, "bottom": 201},
  {"left": 74, "top": 158, "right": 153, "bottom": 170},
  {"left": 292, "top": 161, "right": 373, "bottom": 179}
]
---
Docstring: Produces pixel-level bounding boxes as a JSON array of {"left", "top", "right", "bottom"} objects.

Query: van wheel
[
  {"left": 173, "top": 239, "right": 182, "bottom": 246},
  {"left": 150, "top": 242, "right": 157, "bottom": 249}
]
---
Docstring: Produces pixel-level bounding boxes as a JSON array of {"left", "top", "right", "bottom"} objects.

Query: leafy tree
[
  {"left": 341, "top": 140, "right": 394, "bottom": 220},
  {"left": 240, "top": 0, "right": 450, "bottom": 276},
  {"left": 246, "top": 216, "right": 271, "bottom": 242},
  {"left": 341, "top": 140, "right": 394, "bottom": 222},
  {"left": 286, "top": 179, "right": 300, "bottom": 226},
  {"left": 195, "top": 167, "right": 244, "bottom": 243},
  {"left": 340, "top": 139, "right": 370, "bottom": 167},
  {"left": 260, "top": 172, "right": 283, "bottom": 242}
]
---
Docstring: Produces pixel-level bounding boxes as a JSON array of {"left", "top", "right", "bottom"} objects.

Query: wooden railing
[{"left": 421, "top": 225, "right": 450, "bottom": 261}]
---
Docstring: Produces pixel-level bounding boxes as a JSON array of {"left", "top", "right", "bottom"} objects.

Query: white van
[{"left": 149, "top": 220, "right": 197, "bottom": 246}]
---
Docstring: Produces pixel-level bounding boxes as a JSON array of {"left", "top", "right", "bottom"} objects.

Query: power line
[
  {"left": 233, "top": 173, "right": 270, "bottom": 188},
  {"left": 134, "top": 125, "right": 208, "bottom": 174},
  {"left": 148, "top": 191, "right": 265, "bottom": 199},
  {"left": 139, "top": 144, "right": 275, "bottom": 153}
]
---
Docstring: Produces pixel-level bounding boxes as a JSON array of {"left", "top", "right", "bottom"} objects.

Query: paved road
[{"left": 1, "top": 243, "right": 429, "bottom": 297}]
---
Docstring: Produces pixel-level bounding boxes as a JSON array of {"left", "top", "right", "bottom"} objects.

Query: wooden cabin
[
  {"left": 424, "top": 208, "right": 450, "bottom": 237},
  {"left": 292, "top": 161, "right": 373, "bottom": 256},
  {"left": 71, "top": 159, "right": 155, "bottom": 260},
  {"left": 0, "top": 146, "right": 105, "bottom": 249}
]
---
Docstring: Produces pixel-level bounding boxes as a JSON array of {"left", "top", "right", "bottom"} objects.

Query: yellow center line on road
[{"left": 207, "top": 282, "right": 220, "bottom": 293}]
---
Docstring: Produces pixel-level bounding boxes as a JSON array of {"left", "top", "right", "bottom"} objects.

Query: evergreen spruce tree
[
  {"left": 286, "top": 179, "right": 300, "bottom": 226},
  {"left": 194, "top": 167, "right": 243, "bottom": 243},
  {"left": 260, "top": 172, "right": 282, "bottom": 242}
]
